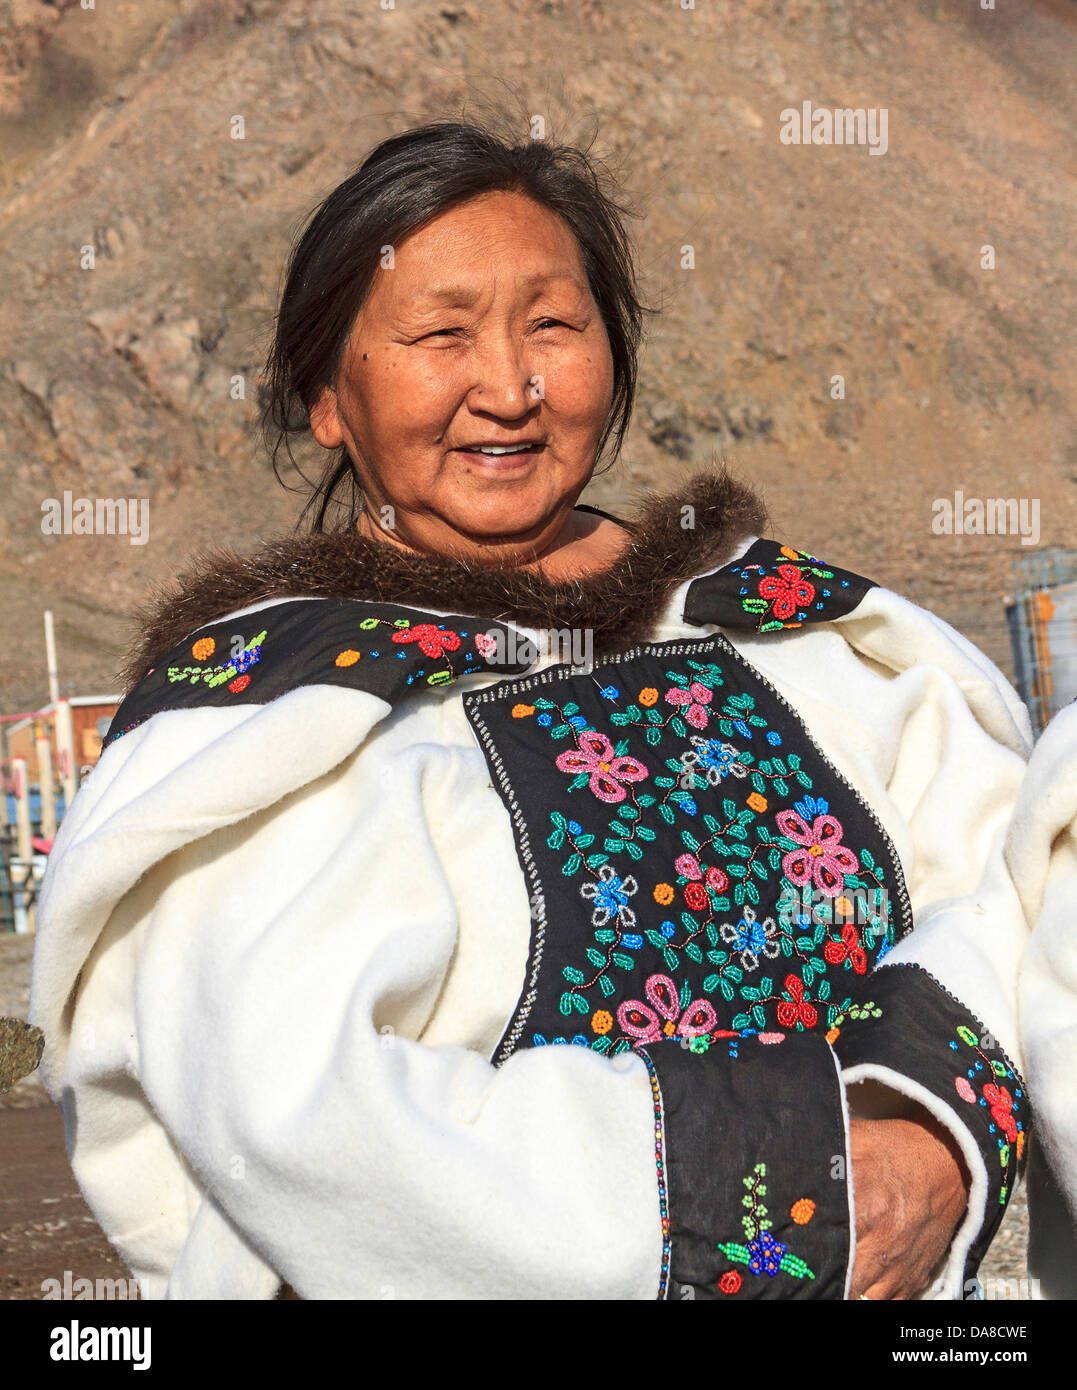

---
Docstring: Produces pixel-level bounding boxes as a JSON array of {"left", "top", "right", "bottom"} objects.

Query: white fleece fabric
[
  {"left": 1004, "top": 699, "right": 1077, "bottom": 1298},
  {"left": 29, "top": 537, "right": 1036, "bottom": 1299}
]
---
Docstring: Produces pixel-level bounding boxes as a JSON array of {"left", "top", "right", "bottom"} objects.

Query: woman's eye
[
  {"left": 423, "top": 327, "right": 463, "bottom": 339},
  {"left": 534, "top": 318, "right": 566, "bottom": 330}
]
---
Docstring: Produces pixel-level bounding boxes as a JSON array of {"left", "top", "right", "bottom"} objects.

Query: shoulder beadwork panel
[
  {"left": 104, "top": 599, "right": 531, "bottom": 750},
  {"left": 683, "top": 539, "right": 876, "bottom": 632}
]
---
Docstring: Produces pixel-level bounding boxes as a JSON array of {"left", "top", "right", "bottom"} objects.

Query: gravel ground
[
  {"left": 0, "top": 934, "right": 46, "bottom": 1110},
  {"left": 0, "top": 931, "right": 1031, "bottom": 1297}
]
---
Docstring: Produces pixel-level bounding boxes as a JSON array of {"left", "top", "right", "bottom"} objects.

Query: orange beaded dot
[
  {"left": 791, "top": 1198, "right": 816, "bottom": 1225},
  {"left": 591, "top": 1010, "right": 613, "bottom": 1036},
  {"left": 192, "top": 637, "right": 215, "bottom": 661},
  {"left": 638, "top": 688, "right": 659, "bottom": 706},
  {"left": 747, "top": 792, "right": 768, "bottom": 813},
  {"left": 512, "top": 703, "right": 536, "bottom": 718},
  {"left": 653, "top": 883, "right": 675, "bottom": 905},
  {"left": 335, "top": 649, "right": 360, "bottom": 667}
]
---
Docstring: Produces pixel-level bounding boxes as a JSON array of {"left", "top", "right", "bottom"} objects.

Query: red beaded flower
[
  {"left": 757, "top": 564, "right": 815, "bottom": 621},
  {"left": 391, "top": 624, "right": 462, "bottom": 660}
]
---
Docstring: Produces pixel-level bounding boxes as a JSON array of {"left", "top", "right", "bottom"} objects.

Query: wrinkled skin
[
  {"left": 309, "top": 189, "right": 629, "bottom": 579},
  {"left": 850, "top": 1109, "right": 971, "bottom": 1299}
]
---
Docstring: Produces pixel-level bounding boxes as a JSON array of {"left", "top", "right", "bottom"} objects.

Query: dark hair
[{"left": 261, "top": 117, "right": 652, "bottom": 532}]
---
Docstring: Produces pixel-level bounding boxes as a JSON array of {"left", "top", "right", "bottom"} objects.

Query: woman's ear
[{"left": 309, "top": 384, "right": 344, "bottom": 449}]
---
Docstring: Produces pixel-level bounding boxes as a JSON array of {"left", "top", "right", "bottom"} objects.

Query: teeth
[{"left": 471, "top": 444, "right": 535, "bottom": 454}]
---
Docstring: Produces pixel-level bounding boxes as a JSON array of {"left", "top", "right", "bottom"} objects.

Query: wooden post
[
  {"left": 44, "top": 610, "right": 60, "bottom": 709},
  {"left": 55, "top": 698, "right": 78, "bottom": 814},
  {"left": 11, "top": 757, "right": 33, "bottom": 933},
  {"left": 12, "top": 758, "right": 31, "bottom": 863},
  {"left": 34, "top": 724, "right": 56, "bottom": 841}
]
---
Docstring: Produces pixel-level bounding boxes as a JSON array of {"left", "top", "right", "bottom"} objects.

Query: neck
[{"left": 355, "top": 505, "right": 628, "bottom": 582}]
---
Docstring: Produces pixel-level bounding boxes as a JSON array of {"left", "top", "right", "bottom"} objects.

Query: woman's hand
[{"left": 849, "top": 1107, "right": 972, "bottom": 1299}]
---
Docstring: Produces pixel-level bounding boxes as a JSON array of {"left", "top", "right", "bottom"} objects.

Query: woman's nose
[{"left": 468, "top": 338, "right": 537, "bottom": 416}]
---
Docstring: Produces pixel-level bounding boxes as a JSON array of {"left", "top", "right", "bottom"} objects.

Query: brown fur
[{"left": 119, "top": 467, "right": 767, "bottom": 692}]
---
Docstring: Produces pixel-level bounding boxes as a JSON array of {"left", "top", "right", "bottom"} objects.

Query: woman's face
[{"left": 309, "top": 190, "right": 616, "bottom": 564}]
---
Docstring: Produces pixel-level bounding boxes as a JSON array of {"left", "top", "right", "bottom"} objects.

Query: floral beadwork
[
  {"left": 715, "top": 1164, "right": 816, "bottom": 1289},
  {"left": 104, "top": 599, "right": 533, "bottom": 753},
  {"left": 513, "top": 666, "right": 899, "bottom": 1053},
  {"left": 468, "top": 631, "right": 910, "bottom": 1066},
  {"left": 736, "top": 545, "right": 857, "bottom": 633},
  {"left": 555, "top": 730, "right": 648, "bottom": 804},
  {"left": 167, "top": 629, "right": 267, "bottom": 689},
  {"left": 681, "top": 537, "right": 876, "bottom": 637},
  {"left": 949, "top": 1021, "right": 1026, "bottom": 1205}
]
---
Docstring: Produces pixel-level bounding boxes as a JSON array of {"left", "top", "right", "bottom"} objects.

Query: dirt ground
[
  {"left": 0, "top": 1106, "right": 139, "bottom": 1300},
  {"left": 0, "top": 933, "right": 1031, "bottom": 1301}
]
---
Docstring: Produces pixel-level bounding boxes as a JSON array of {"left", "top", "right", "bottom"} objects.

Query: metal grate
[{"left": 1009, "top": 550, "right": 1077, "bottom": 735}]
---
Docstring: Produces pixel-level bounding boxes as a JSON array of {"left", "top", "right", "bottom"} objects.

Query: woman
[{"left": 30, "top": 120, "right": 1033, "bottom": 1301}]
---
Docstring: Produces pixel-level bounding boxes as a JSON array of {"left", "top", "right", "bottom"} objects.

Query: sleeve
[
  {"left": 1003, "top": 701, "right": 1077, "bottom": 1298},
  {"left": 36, "top": 680, "right": 858, "bottom": 1300},
  {"left": 819, "top": 589, "right": 1034, "bottom": 1297}
]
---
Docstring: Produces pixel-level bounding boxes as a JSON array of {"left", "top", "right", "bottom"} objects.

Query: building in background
[{"left": 4, "top": 695, "right": 121, "bottom": 780}]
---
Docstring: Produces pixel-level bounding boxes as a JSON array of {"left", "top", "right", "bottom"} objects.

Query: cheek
[
  {"left": 544, "top": 338, "right": 614, "bottom": 427},
  {"left": 363, "top": 356, "right": 458, "bottom": 441}
]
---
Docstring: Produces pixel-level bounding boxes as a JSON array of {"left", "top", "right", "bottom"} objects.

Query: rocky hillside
[{"left": 0, "top": 0, "right": 1073, "bottom": 710}]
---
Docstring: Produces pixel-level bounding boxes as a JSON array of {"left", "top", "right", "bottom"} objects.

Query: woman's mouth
[{"left": 453, "top": 442, "right": 545, "bottom": 468}]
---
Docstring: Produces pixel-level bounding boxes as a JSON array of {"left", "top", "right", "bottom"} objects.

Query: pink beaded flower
[
  {"left": 664, "top": 681, "right": 714, "bottom": 730},
  {"left": 618, "top": 973, "right": 718, "bottom": 1045},
  {"left": 775, "top": 805, "right": 859, "bottom": 897},
  {"left": 555, "top": 731, "right": 648, "bottom": 804}
]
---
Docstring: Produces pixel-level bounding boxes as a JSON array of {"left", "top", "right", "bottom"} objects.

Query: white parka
[{"left": 29, "top": 473, "right": 1037, "bottom": 1300}]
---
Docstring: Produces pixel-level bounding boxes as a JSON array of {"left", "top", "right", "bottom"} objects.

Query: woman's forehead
[{"left": 403, "top": 270, "right": 590, "bottom": 309}]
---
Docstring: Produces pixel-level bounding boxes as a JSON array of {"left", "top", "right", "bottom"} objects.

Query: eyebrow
[{"left": 408, "top": 271, "right": 588, "bottom": 306}]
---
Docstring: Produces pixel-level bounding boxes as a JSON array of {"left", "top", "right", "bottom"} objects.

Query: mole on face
[{"left": 362, "top": 353, "right": 368, "bottom": 360}]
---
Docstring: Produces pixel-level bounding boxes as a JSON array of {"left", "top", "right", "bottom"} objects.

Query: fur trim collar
[{"left": 120, "top": 468, "right": 766, "bottom": 692}]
